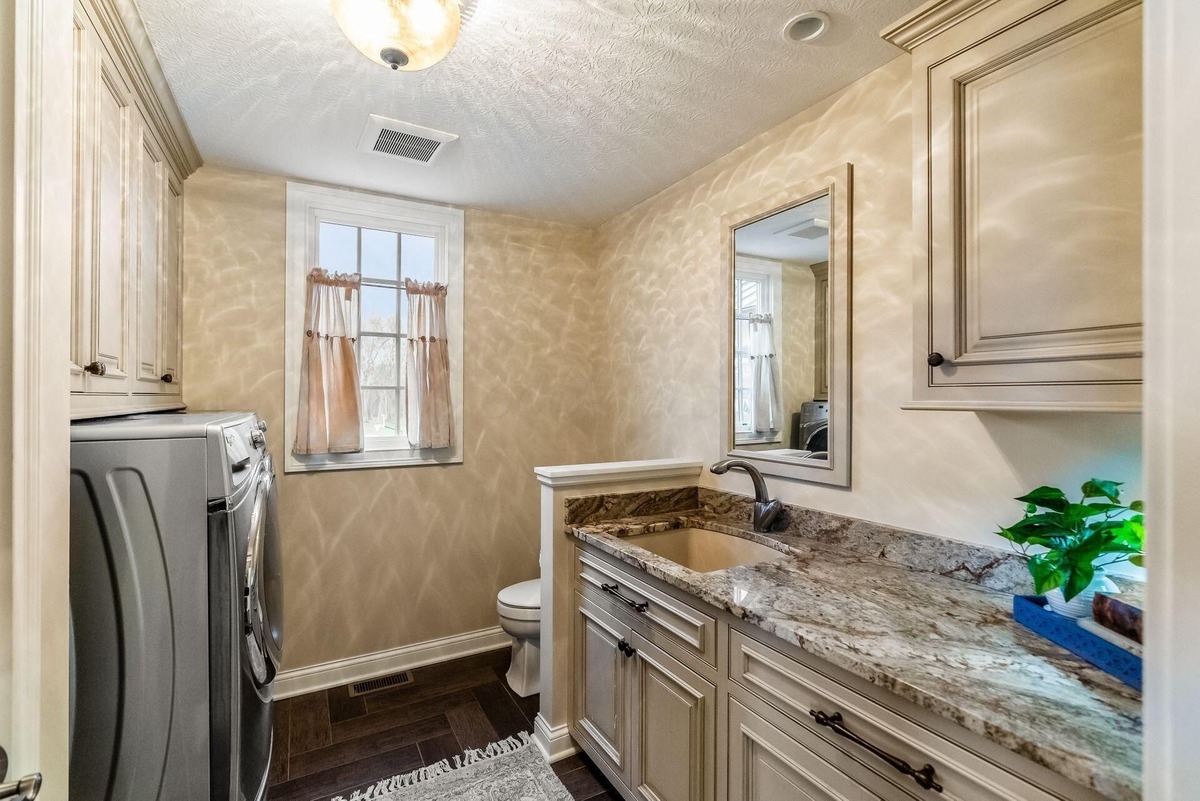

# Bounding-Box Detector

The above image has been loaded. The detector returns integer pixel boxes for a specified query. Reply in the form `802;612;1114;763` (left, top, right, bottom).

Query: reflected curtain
405;279;453;449
293;268;363;455
750;314;782;435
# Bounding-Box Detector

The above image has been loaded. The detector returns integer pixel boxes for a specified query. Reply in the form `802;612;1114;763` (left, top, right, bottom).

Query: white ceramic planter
1044;569;1119;618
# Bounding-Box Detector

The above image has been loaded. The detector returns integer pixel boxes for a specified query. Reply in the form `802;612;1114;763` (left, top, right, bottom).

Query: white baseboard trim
274;626;511;699
533;713;578;763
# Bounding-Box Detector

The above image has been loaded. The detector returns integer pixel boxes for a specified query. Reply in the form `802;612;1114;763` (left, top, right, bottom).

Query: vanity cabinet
70;0;199;419
570;543;1114;801
573;592;716;801
884;0;1143;411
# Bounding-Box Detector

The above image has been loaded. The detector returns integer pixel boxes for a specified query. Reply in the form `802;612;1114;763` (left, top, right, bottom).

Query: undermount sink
625;527;787;573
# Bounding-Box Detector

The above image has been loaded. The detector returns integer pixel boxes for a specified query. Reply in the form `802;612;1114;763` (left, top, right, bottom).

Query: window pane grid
315;220;443;449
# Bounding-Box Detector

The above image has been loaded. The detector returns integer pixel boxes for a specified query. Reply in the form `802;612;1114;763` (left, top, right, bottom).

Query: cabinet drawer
577;547;717;666
729;692;920;801
728;628;1087;801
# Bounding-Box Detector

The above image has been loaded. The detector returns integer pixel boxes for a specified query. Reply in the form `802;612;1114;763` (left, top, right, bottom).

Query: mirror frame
721;162;853;486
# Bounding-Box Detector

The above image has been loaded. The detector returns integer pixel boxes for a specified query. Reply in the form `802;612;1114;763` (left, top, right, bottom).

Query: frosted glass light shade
330;0;461;72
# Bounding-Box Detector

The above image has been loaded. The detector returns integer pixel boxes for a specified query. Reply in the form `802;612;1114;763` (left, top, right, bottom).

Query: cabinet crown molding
88;0;202;178
881;0;1007;50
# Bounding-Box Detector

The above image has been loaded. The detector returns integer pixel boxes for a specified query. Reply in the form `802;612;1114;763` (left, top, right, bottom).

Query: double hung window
284;182;464;473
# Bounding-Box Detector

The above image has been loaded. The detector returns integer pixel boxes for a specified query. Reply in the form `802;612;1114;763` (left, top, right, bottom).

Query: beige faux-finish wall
595;54;1143;553
182;166;606;670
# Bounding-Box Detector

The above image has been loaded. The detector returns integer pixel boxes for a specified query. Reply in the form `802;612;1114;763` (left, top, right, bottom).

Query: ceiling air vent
357;114;458;164
776;218;830;240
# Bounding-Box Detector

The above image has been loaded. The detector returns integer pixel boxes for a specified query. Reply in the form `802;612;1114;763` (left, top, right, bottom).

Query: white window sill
284;446;462;474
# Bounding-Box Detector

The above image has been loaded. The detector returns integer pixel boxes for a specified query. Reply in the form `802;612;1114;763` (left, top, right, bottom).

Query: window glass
362;228;399;281
361;285;398;334
401;234;436;284
359;335;398;386
318;223;357;273
361;388;401;438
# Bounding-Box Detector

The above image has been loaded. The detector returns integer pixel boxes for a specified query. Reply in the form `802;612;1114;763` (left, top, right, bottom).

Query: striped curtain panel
404;279;453;449
293;268;364;455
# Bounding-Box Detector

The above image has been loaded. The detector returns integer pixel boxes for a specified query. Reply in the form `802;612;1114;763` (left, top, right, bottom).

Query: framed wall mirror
722;163;852;486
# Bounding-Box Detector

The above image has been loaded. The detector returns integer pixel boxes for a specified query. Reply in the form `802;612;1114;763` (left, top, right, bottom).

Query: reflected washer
69;411;284;801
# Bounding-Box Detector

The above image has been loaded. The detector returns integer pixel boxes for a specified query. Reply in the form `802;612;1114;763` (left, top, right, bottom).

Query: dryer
69;411;283;801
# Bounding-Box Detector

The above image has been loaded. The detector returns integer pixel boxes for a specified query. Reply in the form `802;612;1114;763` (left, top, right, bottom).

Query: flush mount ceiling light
330;0;462;71
782;11;830;43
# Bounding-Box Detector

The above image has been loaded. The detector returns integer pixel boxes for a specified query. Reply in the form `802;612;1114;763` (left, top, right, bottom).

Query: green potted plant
997;479;1144;617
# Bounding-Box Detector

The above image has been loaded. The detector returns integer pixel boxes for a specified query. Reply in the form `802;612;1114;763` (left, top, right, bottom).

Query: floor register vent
348;670;415;697
357;114;458;164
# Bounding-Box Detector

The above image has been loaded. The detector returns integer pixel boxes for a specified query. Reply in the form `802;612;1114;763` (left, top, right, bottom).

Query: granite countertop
570;512;1142;801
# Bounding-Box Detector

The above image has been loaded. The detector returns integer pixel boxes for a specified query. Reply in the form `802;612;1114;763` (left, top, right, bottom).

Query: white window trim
283;181;465;473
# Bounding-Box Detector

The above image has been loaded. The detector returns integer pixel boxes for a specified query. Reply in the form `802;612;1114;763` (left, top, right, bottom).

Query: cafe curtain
293;268;363;455
750;314;783;435
405;279;453;449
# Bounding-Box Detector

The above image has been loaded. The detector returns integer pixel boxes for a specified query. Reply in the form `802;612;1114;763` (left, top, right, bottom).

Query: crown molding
881;0;1006;51
86;0;202;178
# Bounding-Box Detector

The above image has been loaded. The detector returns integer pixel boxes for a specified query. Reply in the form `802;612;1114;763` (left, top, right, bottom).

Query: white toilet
497;578;541;697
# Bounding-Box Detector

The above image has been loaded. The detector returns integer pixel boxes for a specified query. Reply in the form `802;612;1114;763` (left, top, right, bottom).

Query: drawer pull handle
600;583;649;614
809;710;942;793
616;638;636;658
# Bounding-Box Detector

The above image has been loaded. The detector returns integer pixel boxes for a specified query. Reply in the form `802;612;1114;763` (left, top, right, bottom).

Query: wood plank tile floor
268;647;621;801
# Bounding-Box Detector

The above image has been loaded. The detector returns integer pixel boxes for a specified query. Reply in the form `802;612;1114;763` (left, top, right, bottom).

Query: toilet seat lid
498;579;540;609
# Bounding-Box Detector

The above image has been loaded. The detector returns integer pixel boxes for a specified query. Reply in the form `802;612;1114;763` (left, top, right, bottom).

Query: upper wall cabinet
884;0;1143;411
70;0;200;419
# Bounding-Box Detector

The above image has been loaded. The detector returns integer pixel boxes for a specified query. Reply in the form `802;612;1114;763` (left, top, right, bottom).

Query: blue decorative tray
1012;595;1142;692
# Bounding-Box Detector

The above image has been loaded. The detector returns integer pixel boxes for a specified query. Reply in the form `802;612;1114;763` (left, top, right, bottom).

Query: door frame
1;0;1198;798
4;0;73;796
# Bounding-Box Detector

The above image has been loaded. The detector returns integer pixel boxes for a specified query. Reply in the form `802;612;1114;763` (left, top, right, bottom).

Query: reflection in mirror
722;163;850;487
732;194;830;460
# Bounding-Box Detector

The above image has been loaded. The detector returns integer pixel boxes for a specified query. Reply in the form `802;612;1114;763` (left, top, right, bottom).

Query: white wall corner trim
532;713;578;763
534;458;703;487
1143;0;1200;798
273;626;509;699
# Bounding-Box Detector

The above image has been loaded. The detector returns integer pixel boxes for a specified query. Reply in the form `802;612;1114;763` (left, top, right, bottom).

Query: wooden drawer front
729;693;916;801
577;547;717;666
729;628;1070;801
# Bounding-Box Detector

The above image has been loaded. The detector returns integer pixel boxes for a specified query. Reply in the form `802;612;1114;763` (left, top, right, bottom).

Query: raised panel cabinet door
74;9;135;395
908;0;1143;409
158;180;183;391
133;114;165;389
628;634;715;801
574;595;631;779
727;698;884;801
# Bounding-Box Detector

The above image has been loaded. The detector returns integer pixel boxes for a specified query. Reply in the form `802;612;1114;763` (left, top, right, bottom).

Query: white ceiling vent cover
357;114;458;164
776;218;830;240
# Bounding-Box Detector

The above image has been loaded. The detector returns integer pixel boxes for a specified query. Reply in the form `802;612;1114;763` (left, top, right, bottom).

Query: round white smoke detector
782;11;830;43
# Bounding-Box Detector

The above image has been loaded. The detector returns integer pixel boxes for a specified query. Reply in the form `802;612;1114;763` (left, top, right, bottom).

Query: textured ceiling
135;0;918;226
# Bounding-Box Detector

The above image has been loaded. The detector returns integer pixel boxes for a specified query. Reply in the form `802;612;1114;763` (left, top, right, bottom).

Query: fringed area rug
326;732;571;801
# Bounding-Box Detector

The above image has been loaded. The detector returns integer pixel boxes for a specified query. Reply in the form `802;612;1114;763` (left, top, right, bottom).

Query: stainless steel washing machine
70;411;283;801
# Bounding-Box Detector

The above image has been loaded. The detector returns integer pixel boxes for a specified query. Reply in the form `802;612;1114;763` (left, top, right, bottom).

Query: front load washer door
244;456;284;690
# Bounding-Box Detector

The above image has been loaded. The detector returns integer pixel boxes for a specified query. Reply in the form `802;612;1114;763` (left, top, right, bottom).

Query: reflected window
732;258;785;445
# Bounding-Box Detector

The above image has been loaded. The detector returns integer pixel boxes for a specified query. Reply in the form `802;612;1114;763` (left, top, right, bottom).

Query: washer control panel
223;428;252;469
